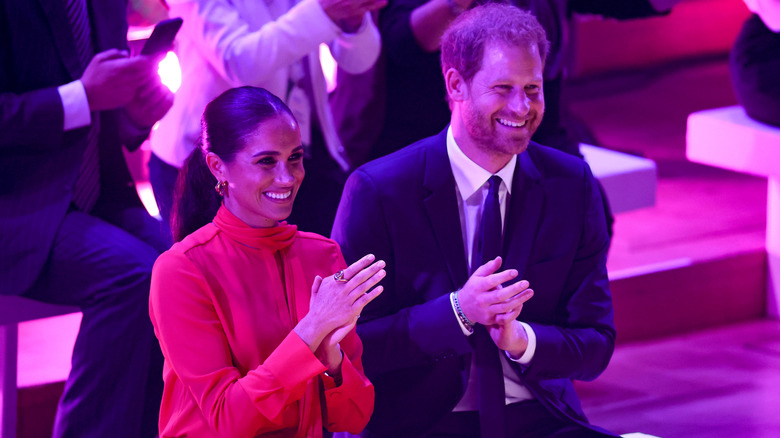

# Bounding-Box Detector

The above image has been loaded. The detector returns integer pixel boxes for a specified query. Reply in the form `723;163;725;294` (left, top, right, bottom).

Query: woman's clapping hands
294;254;385;374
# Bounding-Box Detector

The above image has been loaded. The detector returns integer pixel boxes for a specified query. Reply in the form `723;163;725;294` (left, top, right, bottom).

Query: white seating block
686;106;780;178
581;143;657;214
0;296;78;438
686;105;780;318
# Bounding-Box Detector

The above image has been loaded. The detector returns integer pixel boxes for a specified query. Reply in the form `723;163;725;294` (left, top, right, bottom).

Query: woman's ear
205;152;225;182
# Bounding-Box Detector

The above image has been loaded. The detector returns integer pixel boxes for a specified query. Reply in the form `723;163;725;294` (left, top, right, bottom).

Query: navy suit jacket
332;129;617;437
0;0;148;295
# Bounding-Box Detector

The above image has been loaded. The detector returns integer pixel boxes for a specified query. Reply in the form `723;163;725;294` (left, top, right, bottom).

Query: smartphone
141;17;183;56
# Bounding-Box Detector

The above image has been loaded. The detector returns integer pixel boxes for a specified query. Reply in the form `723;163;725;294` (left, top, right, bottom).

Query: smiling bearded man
333;4;618;438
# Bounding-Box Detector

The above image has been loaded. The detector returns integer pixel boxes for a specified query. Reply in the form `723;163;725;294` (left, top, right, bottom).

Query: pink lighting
136;181;161;219
158;51;181;93
320;43;337;93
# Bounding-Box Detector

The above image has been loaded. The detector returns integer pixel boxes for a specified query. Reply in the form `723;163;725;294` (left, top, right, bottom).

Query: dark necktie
474;175;506;438
68;0;100;212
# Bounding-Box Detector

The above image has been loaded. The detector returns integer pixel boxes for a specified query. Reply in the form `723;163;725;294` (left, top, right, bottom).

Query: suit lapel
422;131;469;290
37;0;84;79
503;148;545;278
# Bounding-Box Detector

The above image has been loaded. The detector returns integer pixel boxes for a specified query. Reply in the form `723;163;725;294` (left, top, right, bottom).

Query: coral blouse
150;206;374;437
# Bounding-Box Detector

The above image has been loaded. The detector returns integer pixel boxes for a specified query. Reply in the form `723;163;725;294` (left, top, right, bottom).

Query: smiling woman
206;111;304;229
171;86;298;241
150;86;385;437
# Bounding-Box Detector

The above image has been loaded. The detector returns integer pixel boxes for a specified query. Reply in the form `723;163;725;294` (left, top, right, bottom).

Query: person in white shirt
149;0;383;236
0;0;173;435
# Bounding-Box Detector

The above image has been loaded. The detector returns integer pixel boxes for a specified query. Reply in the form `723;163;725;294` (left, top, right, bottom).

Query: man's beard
462;103;539;158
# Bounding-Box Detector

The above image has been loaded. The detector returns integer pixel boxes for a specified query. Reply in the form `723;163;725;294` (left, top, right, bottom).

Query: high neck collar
213;205;297;251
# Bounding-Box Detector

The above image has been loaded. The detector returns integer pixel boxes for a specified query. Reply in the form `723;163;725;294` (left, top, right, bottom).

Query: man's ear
205;152;226;182
444;68;468;103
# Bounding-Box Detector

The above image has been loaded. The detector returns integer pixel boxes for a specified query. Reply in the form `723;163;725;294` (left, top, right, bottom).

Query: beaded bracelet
451;290;474;331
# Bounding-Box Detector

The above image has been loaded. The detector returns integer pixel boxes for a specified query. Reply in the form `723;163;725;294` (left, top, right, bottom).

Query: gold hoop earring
215;180;228;197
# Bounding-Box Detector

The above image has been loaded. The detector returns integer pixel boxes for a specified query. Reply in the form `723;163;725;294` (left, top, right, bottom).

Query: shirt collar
446;126;517;201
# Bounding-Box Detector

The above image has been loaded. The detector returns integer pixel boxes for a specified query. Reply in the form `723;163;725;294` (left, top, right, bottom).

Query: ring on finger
334;270;349;282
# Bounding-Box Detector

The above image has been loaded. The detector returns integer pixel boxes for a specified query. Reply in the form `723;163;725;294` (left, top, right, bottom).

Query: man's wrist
505;322;536;364
451;290;474;334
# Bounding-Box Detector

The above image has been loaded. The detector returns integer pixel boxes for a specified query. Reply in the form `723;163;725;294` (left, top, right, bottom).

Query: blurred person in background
148;0;383;237
731;0;780;127
0;0;173;436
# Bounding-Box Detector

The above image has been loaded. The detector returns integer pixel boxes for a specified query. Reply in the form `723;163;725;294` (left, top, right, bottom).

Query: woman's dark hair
171;86;294;242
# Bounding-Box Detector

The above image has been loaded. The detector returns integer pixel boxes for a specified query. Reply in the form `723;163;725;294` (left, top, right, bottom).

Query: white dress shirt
58;80;91;131
446;126;537;409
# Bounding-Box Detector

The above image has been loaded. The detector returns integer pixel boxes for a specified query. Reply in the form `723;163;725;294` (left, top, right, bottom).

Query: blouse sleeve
321;327;375;433
150;250;327;437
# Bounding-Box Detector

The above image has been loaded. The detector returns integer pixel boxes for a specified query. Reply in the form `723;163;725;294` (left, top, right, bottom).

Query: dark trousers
23;200;169;438
426;401;610;438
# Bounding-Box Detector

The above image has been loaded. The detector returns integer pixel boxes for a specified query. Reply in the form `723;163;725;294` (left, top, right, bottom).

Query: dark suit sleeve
0;1;147;154
524;165;616;382
0;1;66;153
0;87;66;152
332;169;472;376
0;87;149;153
